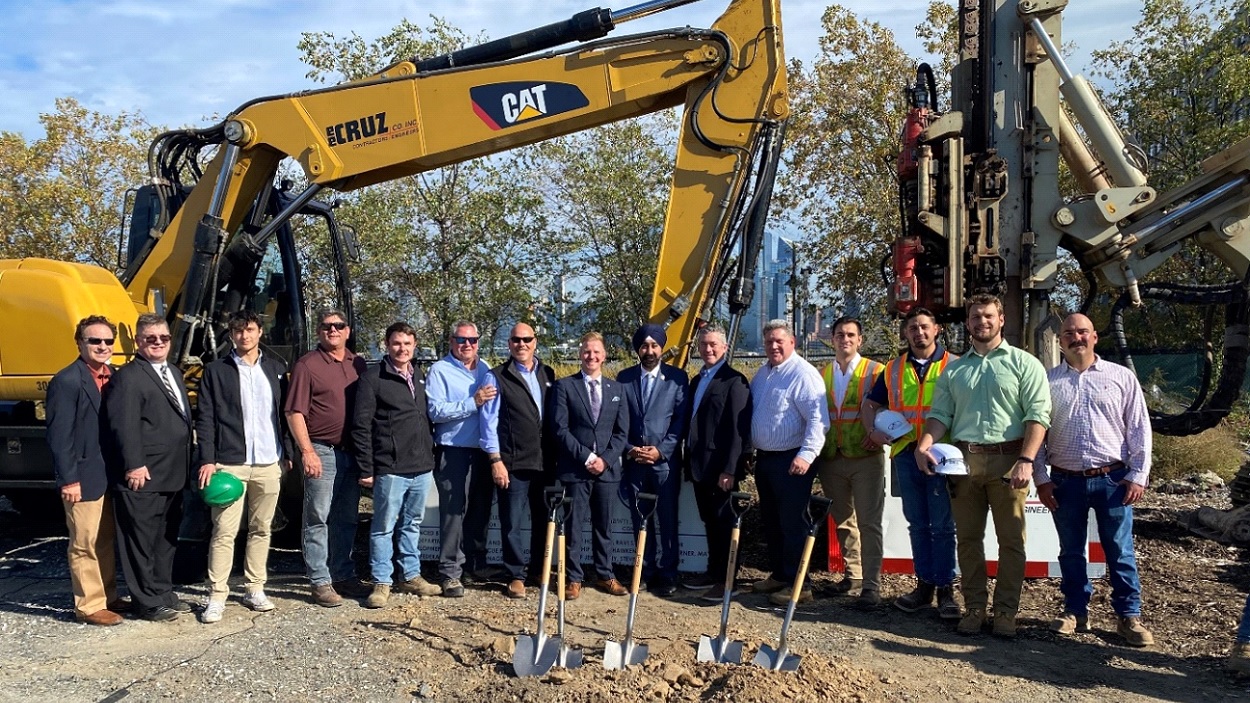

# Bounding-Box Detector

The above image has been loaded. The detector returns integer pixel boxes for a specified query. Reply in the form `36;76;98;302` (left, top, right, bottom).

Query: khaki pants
208;462;282;599
63;494;120;616
817;452;887;591
948;453;1027;615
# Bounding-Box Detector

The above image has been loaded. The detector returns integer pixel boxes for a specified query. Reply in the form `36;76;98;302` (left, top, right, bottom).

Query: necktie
589;378;601;422
160;365;185;415
642;373;654;409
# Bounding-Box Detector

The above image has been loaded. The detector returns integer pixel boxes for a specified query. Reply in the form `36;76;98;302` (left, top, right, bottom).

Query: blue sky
0;0;1142;138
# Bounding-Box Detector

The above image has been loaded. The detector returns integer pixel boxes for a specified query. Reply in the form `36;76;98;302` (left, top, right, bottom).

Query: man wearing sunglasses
285;309;370;607
105;313;194;622
426;320;499;597
479;322;557;599
47;315;131;625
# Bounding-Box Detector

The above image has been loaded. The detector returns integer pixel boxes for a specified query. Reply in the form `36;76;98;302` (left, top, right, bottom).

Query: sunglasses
84;337;115;346
142;334;172;344
453;336;480;345
319;322;348;332
509;336;535;344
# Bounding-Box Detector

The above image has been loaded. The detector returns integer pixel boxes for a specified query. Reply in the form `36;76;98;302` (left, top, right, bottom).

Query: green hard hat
202;471;244;507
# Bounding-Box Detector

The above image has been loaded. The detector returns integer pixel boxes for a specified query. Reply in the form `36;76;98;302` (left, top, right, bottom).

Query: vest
495;359;553;474
821;356;883;459
884;349;954;456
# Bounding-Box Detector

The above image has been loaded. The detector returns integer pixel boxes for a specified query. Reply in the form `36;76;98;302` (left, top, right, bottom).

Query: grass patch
1152;424;1244;483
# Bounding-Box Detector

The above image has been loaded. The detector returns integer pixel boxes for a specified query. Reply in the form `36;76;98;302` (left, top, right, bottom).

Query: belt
756;448;799;457
311;439;347;451
1051;461;1125;477
954;439;1023;455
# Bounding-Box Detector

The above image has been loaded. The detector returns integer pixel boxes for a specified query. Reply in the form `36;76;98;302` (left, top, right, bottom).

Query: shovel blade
697;634;744;664
557;646;583;670
513;634;561;677
752;643;800;672
603;639;649;670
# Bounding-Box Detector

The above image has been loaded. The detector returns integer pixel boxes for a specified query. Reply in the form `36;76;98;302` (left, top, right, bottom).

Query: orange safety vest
883;349;955;456
820;356;884;459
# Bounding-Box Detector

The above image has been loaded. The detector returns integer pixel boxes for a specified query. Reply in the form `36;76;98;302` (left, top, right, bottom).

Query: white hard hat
929;443;968;476
873;409;911;442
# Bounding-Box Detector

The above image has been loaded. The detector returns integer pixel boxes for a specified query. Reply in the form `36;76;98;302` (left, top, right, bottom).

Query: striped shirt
1036;356;1151;487
750;352;829;463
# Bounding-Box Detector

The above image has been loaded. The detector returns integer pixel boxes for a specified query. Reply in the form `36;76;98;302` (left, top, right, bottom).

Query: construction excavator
0;0;787;490
887;0;1250;531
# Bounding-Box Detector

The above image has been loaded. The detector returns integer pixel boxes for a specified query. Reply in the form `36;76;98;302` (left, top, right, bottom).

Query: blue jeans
302;444;360;587
1050;466;1142;617
894;450;956;587
369;472;434;584
1238;593;1250;644
622;462;681;583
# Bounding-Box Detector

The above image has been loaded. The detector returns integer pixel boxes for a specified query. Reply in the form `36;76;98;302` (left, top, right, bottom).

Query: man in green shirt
915;294;1050;638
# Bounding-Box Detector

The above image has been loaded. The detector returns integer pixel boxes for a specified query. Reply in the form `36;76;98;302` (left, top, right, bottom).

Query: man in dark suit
549;331;629;598
684;324;752;602
617;324;688;597
106;313;193;622
47;315;130;626
480;322;557;599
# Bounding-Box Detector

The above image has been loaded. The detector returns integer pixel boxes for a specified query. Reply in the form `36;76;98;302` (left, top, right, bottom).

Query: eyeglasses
453;336;480;345
142;334;172;344
84;337;115;346
509;336;535;344
319;322;348;332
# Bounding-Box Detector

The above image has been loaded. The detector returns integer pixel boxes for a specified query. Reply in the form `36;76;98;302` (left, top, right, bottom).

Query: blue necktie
642;373;654;410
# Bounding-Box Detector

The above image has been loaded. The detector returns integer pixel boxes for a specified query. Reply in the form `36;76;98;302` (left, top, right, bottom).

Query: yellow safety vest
883;349;955;456
821;357;883;459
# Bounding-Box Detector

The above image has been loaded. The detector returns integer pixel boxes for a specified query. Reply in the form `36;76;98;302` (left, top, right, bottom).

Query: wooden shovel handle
539;520;556;588
630;528;647;594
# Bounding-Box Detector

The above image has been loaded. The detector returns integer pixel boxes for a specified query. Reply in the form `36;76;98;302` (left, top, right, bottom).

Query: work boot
1117;616;1154;647
992;612;1018;639
750;576;788;594
396;575;441;597
830;577;862;596
936;587;961;620
894;581;935;613
856;589;881;609
311;584;343;608
365;584;390;609
957;608;987;635
441;578;465;598
1049;611;1089;635
1229;642;1250;676
769;585;813;606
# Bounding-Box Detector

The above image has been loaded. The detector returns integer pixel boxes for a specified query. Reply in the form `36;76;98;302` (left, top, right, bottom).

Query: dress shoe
701;583;740;603
170;600;193;614
333;579;372;598
682;572;719;591
77;609;123;626
106;596;133;613
596;578;629;596
505;579;527;599
141;605;180;622
648;578;677;597
566;582;582;600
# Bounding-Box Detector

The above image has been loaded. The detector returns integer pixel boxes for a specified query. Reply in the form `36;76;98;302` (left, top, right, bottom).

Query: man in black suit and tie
47;315;130;626
683;324;752;602
617;324;688;597
549;331;629;598
107;313;193;622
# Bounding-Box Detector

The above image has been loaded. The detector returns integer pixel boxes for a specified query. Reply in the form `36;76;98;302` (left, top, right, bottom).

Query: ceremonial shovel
753;495;833;672
603;491;658;670
697;491;752;664
512;487;567;676
554;495;582;669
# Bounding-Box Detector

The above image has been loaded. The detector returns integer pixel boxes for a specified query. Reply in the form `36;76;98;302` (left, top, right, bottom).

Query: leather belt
311;439;347;452
1051;461;1125;477
954;439;1023;455
756;448;799;457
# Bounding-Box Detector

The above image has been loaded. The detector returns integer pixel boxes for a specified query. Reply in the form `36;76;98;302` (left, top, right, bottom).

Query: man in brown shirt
285;309;370;607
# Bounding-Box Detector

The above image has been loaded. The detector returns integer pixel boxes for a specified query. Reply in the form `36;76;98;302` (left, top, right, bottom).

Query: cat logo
471;81;589;131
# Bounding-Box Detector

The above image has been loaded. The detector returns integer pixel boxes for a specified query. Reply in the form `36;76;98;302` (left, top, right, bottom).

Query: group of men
50;297;1155;648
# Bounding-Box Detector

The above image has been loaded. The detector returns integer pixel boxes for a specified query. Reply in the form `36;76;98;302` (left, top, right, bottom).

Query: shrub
1151;424;1243;484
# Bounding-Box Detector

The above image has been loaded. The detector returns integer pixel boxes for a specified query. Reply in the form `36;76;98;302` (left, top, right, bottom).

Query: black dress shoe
106;596;134;613
649;579;677;597
170;600;193;614
142;606;180;622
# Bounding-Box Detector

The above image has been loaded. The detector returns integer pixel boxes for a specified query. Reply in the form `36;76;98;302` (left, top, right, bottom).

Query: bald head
1059;313;1098;369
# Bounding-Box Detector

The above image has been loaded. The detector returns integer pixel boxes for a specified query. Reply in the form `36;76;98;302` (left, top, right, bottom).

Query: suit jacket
195;353;289;467
105;357;192;493
351;361;436;479
617;362;688;473
548;372;628;482
684;362;752;483
46;358;111;501
492;357;557;475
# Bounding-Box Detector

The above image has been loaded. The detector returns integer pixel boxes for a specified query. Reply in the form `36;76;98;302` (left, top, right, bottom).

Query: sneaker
333;579;372;598
992;612;1018;639
769;585;814;606
200;599;225;624
936;587;961;620
170;600;194;614
441;578;465;598
856;589;881;609
829;577;862;596
957;608;987;635
683;572;720;591
241;590;276;612
396;575;441;597
701;583;738;603
750;577;788;595
365;584;391;609
1229;642;1250;676
1049;611;1089;635
894;581;935;613
1117;616;1154;647
311;584;344;608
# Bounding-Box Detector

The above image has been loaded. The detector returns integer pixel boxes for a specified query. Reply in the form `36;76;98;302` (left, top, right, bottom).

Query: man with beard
916;294;1050;638
1035;313;1154;647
